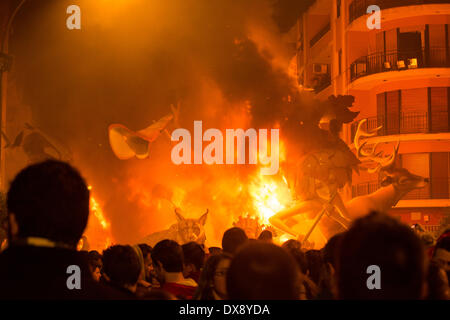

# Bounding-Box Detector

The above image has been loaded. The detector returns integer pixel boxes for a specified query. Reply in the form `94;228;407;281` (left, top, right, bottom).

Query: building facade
296;0;450;233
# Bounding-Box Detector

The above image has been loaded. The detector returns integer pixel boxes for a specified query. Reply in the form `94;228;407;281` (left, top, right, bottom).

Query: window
376;87;450;135
353;152;450;200
430;87;449;132
431;153;449;199
401;88;428;133
428;24;447;66
385;91;400;135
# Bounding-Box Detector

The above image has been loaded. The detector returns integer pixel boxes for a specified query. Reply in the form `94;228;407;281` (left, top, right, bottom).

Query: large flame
90;196;110;230
249;172;292;225
82;186;113;251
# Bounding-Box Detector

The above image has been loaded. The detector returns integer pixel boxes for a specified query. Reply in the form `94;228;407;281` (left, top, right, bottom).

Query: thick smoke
6;0;331;246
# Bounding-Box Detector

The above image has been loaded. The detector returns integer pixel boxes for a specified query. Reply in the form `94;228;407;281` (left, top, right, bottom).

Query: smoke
7;0;327;246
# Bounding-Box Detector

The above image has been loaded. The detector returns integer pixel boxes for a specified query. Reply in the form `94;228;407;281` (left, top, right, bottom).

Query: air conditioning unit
312;63;328;75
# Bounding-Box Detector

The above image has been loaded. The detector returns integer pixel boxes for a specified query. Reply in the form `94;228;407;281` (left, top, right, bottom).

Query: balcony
352;177;450;200
350;111;449;141
350;48;450;83
348;0;450;25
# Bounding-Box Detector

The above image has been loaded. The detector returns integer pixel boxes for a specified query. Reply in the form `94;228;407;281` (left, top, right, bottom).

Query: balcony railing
350;48;450;82
349;0;450;24
350;111;449;141
352;178;450;200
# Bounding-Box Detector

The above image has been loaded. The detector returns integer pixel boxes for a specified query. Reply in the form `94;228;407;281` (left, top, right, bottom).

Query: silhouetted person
182;241;205;283
134;243;154;296
304;249;334;299
282;239;302;251
151;239;197;299
322;232;345;270
426;262;449;300
336;211;427;300
0;160;127;299
87;250;103;282
137;243;153;283
282;240;318;300
258;230;273;242
304;250;323;285
102;245;141;297
194;253;232;300
208;247;222;255
221;227;248;255
226;242;299;300
433;230;450;281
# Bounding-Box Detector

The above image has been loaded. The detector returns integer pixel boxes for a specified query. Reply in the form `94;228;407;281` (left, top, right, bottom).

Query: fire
82;186;113;251
90;195;110;230
249;172;292;225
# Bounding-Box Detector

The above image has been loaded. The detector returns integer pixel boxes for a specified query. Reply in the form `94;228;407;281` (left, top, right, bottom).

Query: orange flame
83;186;113;251
90;196;110;230
249;172;292;225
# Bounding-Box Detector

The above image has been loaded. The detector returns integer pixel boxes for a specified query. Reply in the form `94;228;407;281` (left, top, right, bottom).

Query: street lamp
0;0;26;191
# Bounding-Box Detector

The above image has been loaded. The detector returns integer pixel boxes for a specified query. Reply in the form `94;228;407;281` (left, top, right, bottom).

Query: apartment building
296;0;450;233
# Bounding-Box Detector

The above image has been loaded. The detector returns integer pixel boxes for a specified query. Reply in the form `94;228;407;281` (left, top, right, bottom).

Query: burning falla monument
270;95;428;247
105;93;428;248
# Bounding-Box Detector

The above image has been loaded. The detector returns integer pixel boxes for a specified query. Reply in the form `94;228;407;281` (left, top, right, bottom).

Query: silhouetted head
7;160;89;247
227;242;299;300
151;239;184;275
336;211;426;299
222;227;248;255
208;247;222;255
102;245;141;288
258;230;273;242
194;252;232;300
181;242;205;271
282;239;302;251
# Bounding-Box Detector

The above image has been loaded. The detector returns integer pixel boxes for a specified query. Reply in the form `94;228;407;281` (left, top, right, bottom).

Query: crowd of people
0;160;449;300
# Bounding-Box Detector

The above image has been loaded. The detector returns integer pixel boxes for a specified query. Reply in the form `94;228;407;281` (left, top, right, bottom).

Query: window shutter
430;87;449;132
386;91;400;135
428;25;446;66
401;88;428;133
431;153;449;199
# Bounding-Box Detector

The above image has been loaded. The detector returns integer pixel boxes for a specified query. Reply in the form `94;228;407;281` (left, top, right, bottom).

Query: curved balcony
350;48;450;83
349;0;450;25
350;111;449;141
352;177;450;200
